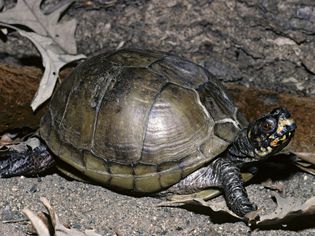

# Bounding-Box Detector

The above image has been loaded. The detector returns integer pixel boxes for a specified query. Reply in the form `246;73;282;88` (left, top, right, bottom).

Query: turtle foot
0;137;55;177
233;200;257;217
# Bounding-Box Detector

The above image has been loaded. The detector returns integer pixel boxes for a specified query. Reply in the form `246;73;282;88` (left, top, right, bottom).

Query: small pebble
11;186;18;192
29;184;38;193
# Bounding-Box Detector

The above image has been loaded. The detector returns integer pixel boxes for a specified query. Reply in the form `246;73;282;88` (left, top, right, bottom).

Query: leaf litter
0;0;77;54
261;179;284;192
159;190;315;229
0;0;86;110
23;197;102;236
291;152;315;176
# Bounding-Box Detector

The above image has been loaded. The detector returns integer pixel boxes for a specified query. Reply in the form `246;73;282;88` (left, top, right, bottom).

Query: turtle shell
40;49;248;193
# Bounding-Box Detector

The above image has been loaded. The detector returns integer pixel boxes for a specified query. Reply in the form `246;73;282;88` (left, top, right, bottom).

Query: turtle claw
241;202;258;215
233;200;258;217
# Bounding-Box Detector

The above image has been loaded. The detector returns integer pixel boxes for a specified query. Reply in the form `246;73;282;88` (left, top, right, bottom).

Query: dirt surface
0;0;315;235
0;163;315;235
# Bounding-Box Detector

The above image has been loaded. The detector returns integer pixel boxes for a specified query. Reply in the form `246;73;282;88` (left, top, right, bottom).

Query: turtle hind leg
0;137;55;177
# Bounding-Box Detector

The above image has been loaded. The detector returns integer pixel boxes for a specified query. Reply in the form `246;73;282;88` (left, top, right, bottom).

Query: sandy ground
0;158;315;236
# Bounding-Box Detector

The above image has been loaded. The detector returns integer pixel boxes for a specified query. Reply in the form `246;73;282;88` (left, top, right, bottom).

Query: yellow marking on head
256;137;263;143
255;146;273;157
269;118;294;147
270;134;289;147
276;118;294;134
270;138;279;147
279;135;287;141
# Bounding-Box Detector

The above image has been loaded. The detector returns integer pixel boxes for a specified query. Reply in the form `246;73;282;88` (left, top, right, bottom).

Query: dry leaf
0;0;87;110
158;196;243;220
254;193;315;227
17;30;86;110
261;179;284;192
295;162;315;176
290;153;315;176
0;0;77;54
0;23;86;110
293;152;315;165
23;208;50;236
22;197;102;236
161;192;315;228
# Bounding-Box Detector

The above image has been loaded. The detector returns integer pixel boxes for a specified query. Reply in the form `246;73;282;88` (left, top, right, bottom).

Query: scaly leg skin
165;156;256;217
212;157;257;216
0;138;55;177
165;165;221;194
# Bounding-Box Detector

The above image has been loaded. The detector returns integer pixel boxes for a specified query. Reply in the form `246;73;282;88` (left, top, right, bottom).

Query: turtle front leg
0;137;55;177
164;155;256;216
212;157;257;216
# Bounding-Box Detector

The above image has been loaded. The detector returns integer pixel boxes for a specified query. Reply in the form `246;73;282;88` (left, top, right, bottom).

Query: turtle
0;49;296;217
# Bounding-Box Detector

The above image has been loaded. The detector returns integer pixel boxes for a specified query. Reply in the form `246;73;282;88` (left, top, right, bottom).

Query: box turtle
0;49;296;216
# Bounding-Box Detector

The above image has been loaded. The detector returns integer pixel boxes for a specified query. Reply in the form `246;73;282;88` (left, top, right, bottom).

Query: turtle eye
261;118;276;133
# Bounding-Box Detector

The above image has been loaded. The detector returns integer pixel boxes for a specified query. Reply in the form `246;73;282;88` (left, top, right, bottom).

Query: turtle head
248;107;296;158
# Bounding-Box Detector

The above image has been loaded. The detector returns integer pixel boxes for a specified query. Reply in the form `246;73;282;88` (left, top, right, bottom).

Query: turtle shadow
244;153;299;185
